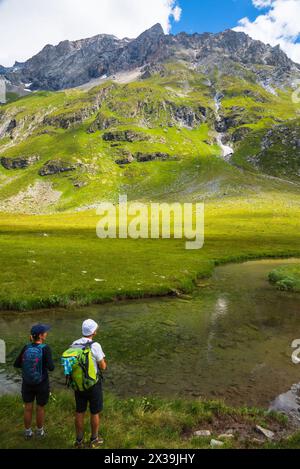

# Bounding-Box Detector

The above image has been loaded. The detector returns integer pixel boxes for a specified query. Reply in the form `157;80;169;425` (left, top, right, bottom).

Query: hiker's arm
13;346;26;369
44;346;55;372
98;358;107;371
94;343;106;371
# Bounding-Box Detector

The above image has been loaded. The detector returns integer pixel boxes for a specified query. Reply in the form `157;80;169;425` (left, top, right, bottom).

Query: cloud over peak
234;0;300;64
0;0;181;67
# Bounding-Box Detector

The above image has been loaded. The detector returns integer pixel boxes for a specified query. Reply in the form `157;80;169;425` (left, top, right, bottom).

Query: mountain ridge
2;24;299;91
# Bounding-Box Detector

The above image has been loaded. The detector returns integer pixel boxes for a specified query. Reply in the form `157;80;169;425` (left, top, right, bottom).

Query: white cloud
0;0;181;67
234;0;300;64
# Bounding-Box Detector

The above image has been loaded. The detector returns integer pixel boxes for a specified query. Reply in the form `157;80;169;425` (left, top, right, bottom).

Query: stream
215;92;234;160
1;258;300;416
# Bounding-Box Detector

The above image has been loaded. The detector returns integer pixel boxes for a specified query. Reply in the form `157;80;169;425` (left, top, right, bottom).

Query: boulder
135;152;170;162
39;159;77;176
1;154;40;170
115;150;134;165
102;130;150;143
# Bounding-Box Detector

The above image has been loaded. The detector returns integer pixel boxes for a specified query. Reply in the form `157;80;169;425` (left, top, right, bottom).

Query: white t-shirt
72;338;105;374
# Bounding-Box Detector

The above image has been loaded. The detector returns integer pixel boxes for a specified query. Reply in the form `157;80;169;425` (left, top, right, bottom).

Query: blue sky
171;0;267;35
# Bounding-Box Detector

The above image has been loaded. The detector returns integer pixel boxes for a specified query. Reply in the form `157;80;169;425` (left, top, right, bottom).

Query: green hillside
0;62;299;213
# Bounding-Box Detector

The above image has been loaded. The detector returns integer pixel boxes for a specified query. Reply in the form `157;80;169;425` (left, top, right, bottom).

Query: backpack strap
72;341;94;350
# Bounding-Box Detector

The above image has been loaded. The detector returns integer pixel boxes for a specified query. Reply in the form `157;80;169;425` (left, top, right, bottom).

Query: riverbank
1;193;300;311
1;391;299;449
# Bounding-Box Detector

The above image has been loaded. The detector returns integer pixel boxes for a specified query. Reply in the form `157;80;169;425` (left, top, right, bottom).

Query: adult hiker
14;323;54;440
61;319;107;448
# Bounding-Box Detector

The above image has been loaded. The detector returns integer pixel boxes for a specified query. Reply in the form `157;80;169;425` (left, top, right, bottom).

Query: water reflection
207;296;229;363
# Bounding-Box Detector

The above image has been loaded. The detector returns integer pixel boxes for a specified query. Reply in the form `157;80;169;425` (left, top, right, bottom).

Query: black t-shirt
14;343;55;382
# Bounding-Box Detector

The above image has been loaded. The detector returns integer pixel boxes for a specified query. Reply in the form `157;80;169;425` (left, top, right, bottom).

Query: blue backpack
22;344;46;385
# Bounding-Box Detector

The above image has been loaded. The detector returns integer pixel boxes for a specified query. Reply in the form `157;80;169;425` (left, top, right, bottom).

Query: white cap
82;319;99;337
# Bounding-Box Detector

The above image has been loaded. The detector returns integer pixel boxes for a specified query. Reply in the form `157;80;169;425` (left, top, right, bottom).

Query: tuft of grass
269;264;300;292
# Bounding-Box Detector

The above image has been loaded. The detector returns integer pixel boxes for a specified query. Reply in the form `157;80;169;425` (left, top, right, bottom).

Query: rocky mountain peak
139;23;165;37
2;24;299;91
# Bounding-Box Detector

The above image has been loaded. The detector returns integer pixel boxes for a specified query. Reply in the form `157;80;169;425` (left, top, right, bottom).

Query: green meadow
1;191;300;311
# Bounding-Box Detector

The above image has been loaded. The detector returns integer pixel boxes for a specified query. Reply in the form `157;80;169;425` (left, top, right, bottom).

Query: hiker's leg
24;403;34;429
89;382;103;440
90;413;100;440
75;412;85;441
36;405;45;429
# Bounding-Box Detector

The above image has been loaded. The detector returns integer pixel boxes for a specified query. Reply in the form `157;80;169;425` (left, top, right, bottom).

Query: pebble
210;439;224;448
194;430;211;437
218;433;234;440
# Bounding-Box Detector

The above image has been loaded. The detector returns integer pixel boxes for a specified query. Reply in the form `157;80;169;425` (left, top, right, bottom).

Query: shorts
22;379;50;407
75;381;103;415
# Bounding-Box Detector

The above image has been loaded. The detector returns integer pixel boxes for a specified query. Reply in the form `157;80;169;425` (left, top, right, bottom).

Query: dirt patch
182;411;292;448
0;181;61;213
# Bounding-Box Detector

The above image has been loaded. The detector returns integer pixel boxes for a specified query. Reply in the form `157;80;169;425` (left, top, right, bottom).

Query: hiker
61;319;107;448
14;324;54;440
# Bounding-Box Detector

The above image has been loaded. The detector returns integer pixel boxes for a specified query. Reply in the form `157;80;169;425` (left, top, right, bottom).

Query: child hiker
14;323;55;440
61;319;107;448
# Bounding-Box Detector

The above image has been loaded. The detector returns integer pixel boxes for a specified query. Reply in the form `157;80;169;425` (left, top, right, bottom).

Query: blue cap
31;323;51;336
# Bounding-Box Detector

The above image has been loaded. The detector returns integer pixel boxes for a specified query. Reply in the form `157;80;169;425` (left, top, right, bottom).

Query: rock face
44;108;96;129
169;103;206;128
103;130;149;143
232;126;252;142
39;159;77;176
1;155;40;170
4;25;299;91
88;112;119;133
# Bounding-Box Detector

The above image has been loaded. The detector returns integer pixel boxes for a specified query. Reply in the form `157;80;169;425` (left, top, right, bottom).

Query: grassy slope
0;391;296;449
0;63;299;212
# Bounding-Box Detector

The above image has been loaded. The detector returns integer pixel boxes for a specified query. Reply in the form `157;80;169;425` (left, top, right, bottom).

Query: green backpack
61;342;98;392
